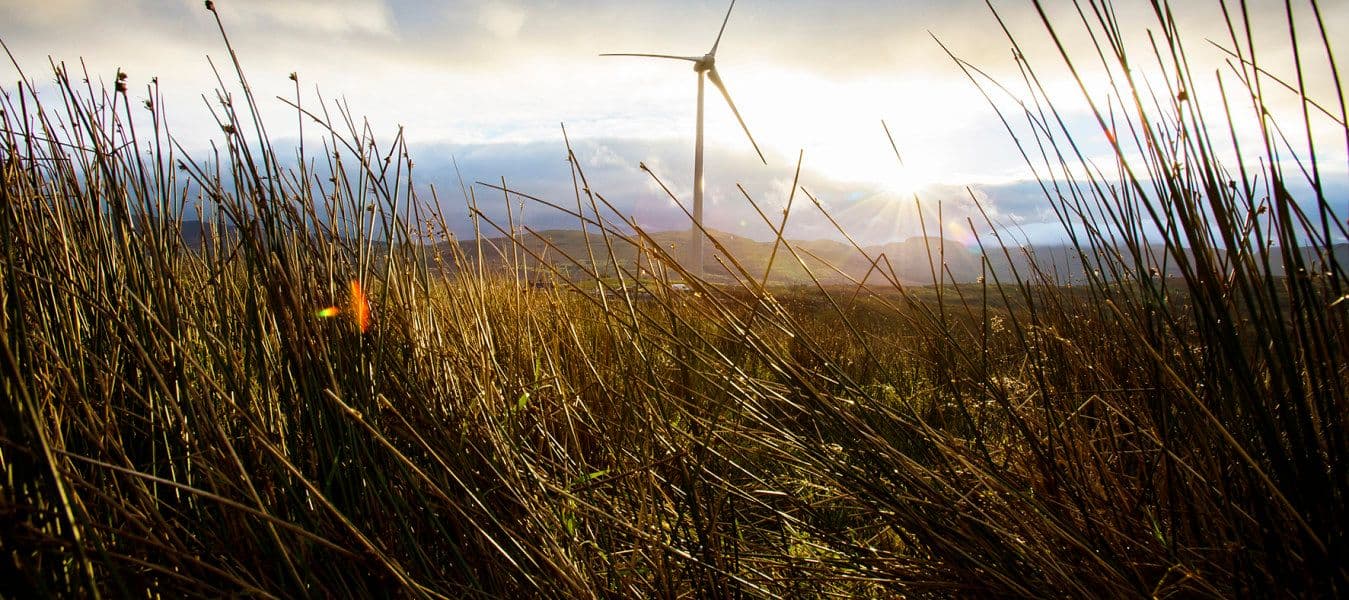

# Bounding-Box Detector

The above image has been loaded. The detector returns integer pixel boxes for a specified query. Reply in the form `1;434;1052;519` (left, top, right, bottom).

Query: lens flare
316;280;371;333
350;280;370;333
945;219;977;246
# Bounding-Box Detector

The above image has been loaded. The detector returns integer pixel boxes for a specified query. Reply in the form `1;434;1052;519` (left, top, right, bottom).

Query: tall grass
2;0;1345;597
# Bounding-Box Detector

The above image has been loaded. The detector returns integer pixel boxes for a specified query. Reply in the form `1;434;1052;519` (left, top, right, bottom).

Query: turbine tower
603;0;766;278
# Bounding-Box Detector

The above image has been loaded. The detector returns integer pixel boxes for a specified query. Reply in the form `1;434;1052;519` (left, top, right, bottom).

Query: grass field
2;1;1346;597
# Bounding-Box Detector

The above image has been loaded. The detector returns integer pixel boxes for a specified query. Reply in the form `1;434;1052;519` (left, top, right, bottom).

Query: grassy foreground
3;1;1347;597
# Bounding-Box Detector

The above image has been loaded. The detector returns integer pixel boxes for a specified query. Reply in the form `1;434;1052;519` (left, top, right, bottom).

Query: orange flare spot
350;280;370;333
317;306;341;318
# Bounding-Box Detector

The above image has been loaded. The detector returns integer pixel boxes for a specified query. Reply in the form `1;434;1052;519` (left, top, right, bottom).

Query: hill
432;228;1349;286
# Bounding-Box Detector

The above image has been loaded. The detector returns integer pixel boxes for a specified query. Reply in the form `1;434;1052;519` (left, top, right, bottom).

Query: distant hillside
131;219;233;248
438;229;1349;286
436;229;882;285
164;221;1347;286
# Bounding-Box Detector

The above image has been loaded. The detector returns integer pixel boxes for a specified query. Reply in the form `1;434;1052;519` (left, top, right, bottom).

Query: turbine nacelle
694;54;715;72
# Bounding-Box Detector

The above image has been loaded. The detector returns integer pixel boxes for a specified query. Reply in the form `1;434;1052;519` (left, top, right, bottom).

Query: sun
772;117;934;201
701;67;961;199
808;147;931;200
879;163;925;198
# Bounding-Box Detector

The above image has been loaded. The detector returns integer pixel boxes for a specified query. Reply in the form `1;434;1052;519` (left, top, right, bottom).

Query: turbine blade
710;0;738;55
600;53;701;62
707;67;766;165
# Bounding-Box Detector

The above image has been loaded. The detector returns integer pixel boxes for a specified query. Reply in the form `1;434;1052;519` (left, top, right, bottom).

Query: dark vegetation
2;1;1346;597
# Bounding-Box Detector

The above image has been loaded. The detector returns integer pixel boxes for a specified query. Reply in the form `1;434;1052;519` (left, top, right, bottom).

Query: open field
3;1;1347;597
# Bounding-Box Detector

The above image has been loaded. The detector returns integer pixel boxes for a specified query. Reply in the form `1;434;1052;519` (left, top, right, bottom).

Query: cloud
399;135;1097;246
399;134;1349;249
3;0;97;26
585;144;627;170
477;1;526;39
225;0;397;36
4;0;1345;250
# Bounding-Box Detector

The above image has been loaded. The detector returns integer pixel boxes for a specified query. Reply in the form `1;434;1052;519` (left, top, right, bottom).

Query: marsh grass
2;0;1346;597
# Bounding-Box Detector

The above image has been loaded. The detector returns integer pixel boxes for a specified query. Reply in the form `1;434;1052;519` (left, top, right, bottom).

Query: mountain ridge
170;220;1349;285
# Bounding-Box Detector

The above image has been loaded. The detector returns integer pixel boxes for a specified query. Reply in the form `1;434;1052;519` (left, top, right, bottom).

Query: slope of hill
165;221;1348;287
446;230;1349;286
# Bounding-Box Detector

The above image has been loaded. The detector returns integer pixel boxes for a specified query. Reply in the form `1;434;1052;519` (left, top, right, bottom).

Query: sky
2;0;1346;246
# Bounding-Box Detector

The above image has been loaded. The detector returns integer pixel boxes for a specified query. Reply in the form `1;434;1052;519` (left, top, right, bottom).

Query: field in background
3;1;1346;597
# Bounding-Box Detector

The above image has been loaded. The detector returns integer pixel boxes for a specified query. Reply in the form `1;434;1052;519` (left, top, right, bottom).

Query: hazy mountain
161;221;1348;286
443;230;1349;286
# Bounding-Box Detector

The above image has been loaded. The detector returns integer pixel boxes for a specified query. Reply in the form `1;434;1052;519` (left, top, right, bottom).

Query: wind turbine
603;0;766;278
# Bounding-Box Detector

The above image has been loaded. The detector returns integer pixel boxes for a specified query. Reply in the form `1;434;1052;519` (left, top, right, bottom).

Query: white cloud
586;144;627;169
2;0;97;26
477;1;526;39
224;0;395;36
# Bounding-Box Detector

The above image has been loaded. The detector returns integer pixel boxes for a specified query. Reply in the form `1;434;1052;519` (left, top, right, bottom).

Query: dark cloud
404;136;1062;245
401;132;1348;249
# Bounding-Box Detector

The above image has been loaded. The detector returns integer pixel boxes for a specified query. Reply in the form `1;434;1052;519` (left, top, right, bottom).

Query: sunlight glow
707;68;979;192
879;163;924;198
